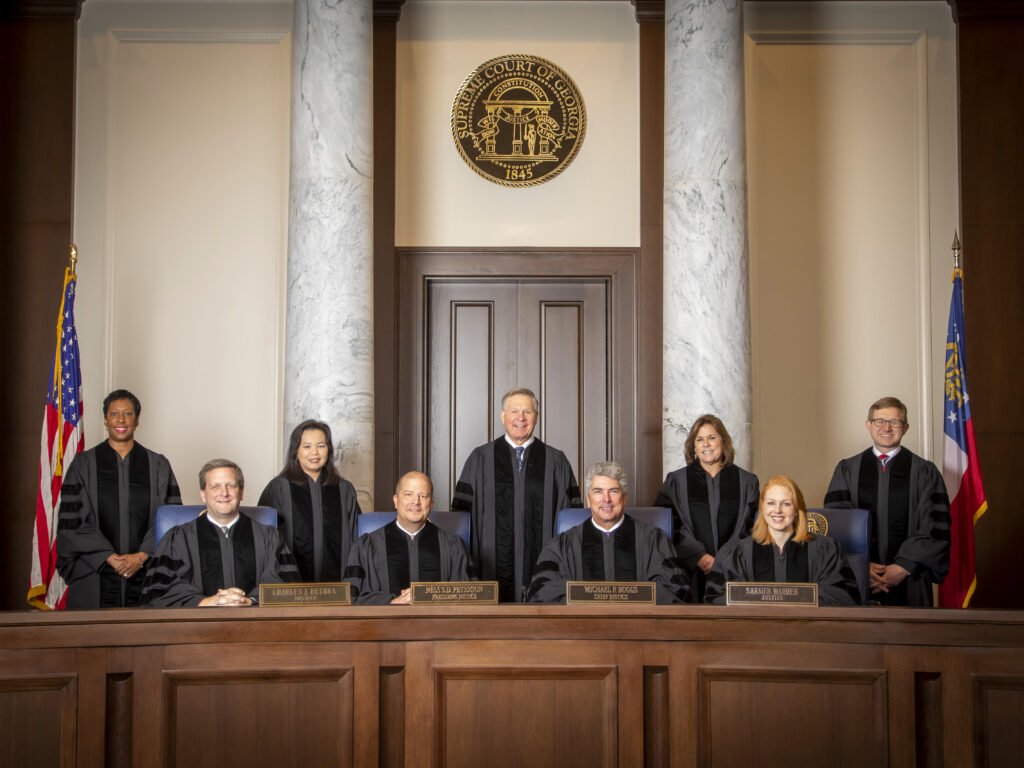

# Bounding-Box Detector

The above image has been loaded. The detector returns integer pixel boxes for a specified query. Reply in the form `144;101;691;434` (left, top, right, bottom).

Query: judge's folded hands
391;588;412;605
198;587;252;607
869;562;909;593
106;552;147;579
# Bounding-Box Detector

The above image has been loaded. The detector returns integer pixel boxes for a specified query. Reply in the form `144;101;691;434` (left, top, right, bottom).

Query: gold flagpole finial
69;243;78;276
951;230;962;275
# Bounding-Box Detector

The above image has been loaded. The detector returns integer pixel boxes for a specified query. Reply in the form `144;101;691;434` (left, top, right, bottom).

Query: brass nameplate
258;582;351;607
725;582;818;607
409;581;499;604
452;53;586;187
566;582;656;605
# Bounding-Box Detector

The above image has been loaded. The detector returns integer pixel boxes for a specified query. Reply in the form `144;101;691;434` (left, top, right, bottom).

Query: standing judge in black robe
705;475;860;606
56;389;181;608
344;471;469;605
824;396;950;606
142;458;299;607
451;387;582;602
527;461;689;605
258;420;360;582
653;414;759;602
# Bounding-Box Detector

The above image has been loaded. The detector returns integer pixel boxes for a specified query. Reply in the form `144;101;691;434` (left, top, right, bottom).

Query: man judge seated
526;461;689;605
142;459;299;607
344;471;469;605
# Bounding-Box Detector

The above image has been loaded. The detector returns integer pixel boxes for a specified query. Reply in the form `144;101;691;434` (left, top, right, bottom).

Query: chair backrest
806;507;871;604
555;507;673;539
356;510;471;550
154;505;278;545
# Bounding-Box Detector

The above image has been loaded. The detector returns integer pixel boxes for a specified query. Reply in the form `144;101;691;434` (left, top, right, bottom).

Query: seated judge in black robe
705;475;860;606
653;414;759;602
56;389;181;608
527;461;689;605
258;419;360;583
344;471;469;605
824;396;950;606
451;387;582;603
142;459;298;607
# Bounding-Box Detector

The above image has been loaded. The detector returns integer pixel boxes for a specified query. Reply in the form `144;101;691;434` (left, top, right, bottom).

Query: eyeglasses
870;418;905;428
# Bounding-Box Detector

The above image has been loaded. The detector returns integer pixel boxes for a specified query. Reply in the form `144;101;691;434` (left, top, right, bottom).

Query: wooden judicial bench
2;605;1024;767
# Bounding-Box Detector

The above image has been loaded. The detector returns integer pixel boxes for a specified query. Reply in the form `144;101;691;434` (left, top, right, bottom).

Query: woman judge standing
704;475;860;606
56;389;181;608
653;414;759;601
258;420;360;583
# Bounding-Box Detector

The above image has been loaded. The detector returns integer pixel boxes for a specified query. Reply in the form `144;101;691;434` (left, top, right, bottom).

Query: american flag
937;266;987;608
27;267;84;609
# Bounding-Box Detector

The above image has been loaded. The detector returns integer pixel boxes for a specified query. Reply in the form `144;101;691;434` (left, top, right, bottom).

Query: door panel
428;280;607;507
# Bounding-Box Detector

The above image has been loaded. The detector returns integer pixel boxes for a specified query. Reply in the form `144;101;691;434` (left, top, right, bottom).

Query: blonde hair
751;475;811;545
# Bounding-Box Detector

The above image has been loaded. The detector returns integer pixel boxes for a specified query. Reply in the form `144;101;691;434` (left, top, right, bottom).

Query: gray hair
501;387;540;413
198;458;244;490
583;461;628;496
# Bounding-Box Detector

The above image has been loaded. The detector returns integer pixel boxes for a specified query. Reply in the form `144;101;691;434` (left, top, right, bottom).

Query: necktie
515;445;525;471
879;453;889;471
220;525;231;539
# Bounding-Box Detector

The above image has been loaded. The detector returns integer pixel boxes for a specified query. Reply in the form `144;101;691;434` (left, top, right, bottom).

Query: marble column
286;0;374;510
663;0;751;472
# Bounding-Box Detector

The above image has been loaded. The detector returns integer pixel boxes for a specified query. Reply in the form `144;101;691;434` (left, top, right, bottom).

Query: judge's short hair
103;389;141;417
394;471;433;498
501;387;539;413
199;458;244;491
281;419;341;485
683;414;736;467
751;475;811;545
583;461;628;497
868;396;908;423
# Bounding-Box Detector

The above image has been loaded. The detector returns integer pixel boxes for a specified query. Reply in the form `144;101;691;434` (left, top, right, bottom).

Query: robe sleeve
823;460;855;508
343;534;395;605
894;459;951;583
525;534;574;604
703;539;752;605
141;525;205;607
740;469;760;536
638;525;690;605
451;448;486;575
552;451;583;511
440;532;471;582
653;471;708;570
56;454;115;583
250;525;301;605
339;479;362;570
138;452;182;556
812;536;861;606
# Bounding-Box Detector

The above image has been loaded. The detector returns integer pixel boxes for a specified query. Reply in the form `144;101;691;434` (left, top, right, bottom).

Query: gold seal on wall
452;54;586;188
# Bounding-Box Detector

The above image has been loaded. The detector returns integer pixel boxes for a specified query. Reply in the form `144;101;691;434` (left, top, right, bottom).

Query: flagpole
952;230;961;275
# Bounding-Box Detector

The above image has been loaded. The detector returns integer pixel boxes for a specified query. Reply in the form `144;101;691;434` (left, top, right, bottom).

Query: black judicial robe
525;514;689;605
141;512;299;607
825;447;950;606
451;438;582;602
703;535;861;606
258;474;360;582
652;462;759;601
342;520;469;605
56;441;181;609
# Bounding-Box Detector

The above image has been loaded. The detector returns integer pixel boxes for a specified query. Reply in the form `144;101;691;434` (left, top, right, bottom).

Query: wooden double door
396;249;639;509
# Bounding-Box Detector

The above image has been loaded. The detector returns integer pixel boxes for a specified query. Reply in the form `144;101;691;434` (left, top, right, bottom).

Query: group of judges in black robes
54;388;950;608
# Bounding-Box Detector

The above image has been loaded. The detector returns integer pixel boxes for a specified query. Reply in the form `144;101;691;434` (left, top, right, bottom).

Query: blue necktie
515;446;525;471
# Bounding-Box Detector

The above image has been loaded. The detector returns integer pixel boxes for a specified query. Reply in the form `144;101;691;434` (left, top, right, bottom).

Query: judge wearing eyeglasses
824;396;950;606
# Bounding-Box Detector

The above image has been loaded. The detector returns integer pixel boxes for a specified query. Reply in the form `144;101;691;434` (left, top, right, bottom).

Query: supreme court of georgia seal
452;54;586;188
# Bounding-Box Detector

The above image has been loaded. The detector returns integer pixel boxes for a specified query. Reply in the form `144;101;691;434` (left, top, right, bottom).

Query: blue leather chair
555;507;673;539
806;507;871;604
154;505;278;545
356;510;471;550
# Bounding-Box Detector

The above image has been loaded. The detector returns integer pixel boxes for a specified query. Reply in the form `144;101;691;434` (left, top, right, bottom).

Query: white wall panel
75;3;292;502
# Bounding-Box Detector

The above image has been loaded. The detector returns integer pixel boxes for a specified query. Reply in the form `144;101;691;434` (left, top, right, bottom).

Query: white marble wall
286;0;374;510
663;0;751;473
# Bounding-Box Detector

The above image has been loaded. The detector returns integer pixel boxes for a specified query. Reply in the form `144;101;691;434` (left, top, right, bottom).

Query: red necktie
879;453;889;470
